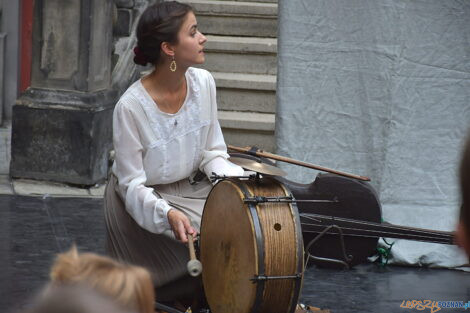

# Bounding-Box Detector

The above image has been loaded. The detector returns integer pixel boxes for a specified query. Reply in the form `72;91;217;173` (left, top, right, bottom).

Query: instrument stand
304;225;353;270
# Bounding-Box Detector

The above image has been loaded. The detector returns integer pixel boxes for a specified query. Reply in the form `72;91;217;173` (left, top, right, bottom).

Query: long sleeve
113;102;172;234
199;73;245;178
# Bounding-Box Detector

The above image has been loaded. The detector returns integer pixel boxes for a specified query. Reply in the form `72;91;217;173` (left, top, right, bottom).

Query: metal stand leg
304;225;353;269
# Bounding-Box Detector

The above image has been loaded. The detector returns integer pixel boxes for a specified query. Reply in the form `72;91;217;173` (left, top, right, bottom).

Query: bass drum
200;177;304;313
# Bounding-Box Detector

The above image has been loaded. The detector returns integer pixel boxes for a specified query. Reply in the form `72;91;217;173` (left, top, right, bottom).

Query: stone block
12;179;90;197
218;110;275;131
31;0;113;92
222;128;275;153
212;72;276;91
0;122;11;174
217;88;276;113
10;88;116;185
186;0;277;16
114;0;135;9
205;35;277;54
184;0;277;37
203;51;277;75
197;15;277;37
114;8;133;37
229;0;277;2
219;110;275;151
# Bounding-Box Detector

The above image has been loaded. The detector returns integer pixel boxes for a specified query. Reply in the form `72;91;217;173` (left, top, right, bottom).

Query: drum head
200;180;258;313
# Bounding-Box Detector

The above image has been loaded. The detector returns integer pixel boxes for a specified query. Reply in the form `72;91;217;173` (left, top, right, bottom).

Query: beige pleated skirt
103;174;213;300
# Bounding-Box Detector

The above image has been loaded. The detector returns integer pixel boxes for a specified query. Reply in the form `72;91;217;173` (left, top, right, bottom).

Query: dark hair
460;133;470;236
134;1;193;66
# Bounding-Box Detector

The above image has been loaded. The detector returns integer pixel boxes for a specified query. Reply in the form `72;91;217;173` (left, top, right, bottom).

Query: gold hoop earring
170;57;177;72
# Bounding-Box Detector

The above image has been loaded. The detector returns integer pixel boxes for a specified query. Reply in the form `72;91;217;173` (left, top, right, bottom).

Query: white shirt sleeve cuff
154;199;173;231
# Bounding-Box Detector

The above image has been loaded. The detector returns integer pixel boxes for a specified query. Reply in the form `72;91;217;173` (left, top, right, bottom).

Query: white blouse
112;67;244;234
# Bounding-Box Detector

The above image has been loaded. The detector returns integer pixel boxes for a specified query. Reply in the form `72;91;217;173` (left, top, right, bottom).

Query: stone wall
8;0;156;183
11;0;115;185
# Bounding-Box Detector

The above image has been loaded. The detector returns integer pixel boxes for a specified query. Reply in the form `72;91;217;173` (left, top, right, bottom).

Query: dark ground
0;195;468;313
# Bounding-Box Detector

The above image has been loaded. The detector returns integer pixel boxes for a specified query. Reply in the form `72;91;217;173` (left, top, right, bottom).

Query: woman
104;0;243;303
49;247;154;313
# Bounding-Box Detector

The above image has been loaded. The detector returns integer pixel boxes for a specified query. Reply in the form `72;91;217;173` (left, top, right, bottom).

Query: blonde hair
50;246;154;313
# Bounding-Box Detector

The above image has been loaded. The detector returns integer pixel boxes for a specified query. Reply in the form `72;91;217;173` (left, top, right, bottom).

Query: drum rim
233;179;267;313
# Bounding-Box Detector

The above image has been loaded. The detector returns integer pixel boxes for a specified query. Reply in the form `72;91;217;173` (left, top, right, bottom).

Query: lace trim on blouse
130;68;211;179
132;68;210;137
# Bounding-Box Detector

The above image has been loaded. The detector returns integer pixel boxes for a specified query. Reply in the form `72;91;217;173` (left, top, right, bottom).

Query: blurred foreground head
49;246;154;313
24;284;134;313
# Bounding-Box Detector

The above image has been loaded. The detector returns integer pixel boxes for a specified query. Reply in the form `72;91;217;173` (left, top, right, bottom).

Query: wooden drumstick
228;144;371;181
187;234;202;277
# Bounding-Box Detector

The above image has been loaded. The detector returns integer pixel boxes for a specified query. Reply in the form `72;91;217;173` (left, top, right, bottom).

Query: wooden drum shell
200;178;304;313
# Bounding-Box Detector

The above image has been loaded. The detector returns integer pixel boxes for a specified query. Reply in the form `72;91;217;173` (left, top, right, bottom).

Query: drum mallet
187;234;202;277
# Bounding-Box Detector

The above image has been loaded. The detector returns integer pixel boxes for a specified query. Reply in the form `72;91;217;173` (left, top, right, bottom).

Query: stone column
0;33;4;124
10;0;116;185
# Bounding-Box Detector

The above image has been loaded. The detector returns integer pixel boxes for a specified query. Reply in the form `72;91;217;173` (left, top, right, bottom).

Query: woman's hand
167;209;197;243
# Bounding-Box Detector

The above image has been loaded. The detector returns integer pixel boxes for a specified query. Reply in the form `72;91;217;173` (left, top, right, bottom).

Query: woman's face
173;11;207;68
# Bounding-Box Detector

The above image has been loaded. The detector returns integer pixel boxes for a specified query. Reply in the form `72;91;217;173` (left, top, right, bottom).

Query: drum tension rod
250;274;302;282
210;173;258;183
244;196;292;204
244;196;338;204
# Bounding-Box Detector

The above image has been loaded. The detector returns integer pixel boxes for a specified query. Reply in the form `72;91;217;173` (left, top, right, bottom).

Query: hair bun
133;46;148;66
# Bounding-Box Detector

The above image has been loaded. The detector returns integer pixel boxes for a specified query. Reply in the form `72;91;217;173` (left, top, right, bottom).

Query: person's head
49;246;154;313
456;134;470;257
23;284;133;313
134;1;207;70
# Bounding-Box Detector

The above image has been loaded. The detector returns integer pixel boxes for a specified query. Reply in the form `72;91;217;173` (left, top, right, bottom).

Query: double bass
228;146;454;268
